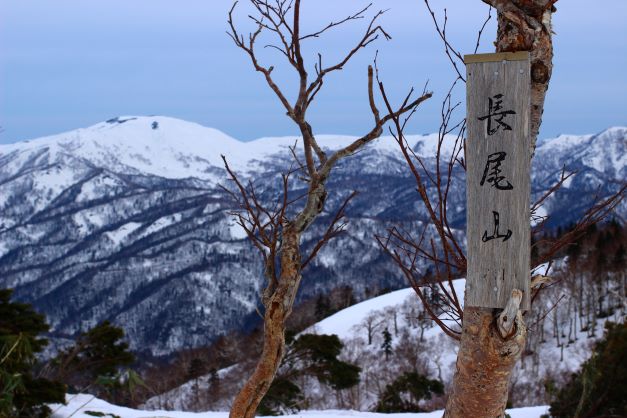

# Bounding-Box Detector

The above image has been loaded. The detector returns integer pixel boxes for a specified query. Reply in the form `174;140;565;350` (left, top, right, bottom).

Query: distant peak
597;126;627;136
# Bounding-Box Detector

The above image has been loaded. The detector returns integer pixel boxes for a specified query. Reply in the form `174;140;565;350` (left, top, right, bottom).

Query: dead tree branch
224;2;431;416
376;75;466;340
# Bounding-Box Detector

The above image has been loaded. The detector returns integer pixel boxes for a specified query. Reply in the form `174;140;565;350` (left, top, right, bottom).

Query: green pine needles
0;288;65;418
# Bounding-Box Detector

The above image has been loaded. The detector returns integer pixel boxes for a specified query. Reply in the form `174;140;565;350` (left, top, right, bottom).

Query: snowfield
2;115;463;184
143;258;621;412
308;288;418;337
0;116;623;356
51;394;549;418
0;118;621;415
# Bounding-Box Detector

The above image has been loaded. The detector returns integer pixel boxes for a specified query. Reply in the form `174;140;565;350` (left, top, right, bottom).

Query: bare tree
223;1;431;416
378;1;625;417
360;312;383;345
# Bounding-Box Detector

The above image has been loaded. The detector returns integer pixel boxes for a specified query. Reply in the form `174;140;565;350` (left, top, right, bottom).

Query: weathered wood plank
465;52;531;311
464;51;529;64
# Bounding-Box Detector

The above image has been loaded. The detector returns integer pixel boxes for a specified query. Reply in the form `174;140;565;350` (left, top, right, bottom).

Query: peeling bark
229;228;302;418
443;3;556;417
444;307;527;418
485;0;556;154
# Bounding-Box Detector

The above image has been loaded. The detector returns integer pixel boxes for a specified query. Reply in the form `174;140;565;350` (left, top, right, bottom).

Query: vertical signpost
465;52;531;311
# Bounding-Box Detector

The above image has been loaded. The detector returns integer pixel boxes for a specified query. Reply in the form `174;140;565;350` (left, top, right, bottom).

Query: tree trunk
490;0;555;154
444;307;526;418
229;228;302;418
443;3;556;417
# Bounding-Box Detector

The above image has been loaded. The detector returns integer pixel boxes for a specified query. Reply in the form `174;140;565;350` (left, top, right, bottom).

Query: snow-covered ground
51;393;549;418
47;266;622;416
144;258;622;412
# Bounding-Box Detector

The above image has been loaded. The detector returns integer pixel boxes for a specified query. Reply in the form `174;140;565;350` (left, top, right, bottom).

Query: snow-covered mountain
0;116;624;355
146;258;623;412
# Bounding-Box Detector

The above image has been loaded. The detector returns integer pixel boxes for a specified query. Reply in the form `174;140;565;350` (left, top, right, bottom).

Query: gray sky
1;0;625;143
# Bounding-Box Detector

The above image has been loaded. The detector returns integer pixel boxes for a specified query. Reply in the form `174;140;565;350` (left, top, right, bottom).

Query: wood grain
465;52;531;311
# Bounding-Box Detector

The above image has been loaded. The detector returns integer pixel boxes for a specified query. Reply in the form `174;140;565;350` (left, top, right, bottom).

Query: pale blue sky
1;1;625;143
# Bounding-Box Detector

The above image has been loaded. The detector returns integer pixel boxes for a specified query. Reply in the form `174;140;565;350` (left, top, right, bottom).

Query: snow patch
105;222;143;246
228;221;247;240
51;393;549;418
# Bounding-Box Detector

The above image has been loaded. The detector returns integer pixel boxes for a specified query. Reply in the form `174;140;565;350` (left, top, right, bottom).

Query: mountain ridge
0;116;624;355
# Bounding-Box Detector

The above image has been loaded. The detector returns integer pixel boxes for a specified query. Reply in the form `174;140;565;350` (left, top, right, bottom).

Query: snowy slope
0;116;358;186
303;262;620;409
311;288;419;337
2;116;452;181
3;115;623;191
51;393;549;418
2;116;242;181
149;254;624;412
0;117;624;356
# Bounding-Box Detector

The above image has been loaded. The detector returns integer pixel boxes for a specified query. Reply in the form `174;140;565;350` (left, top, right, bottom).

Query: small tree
548;322;626;418
50;321;135;400
611;243;625;271
314;294;332;320
285;334;360;391
208;367;220;406
381;328;392;361
0;289;65;418
258;377;303;416
374;371;444;413
224;1;431;416
361;313;382;346
260;333;360;414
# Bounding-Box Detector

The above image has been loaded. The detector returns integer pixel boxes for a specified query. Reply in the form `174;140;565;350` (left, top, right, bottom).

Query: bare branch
226;2;433;415
474;5;493;54
220;154;302;306
227;1;295;116
424;1;466;81
304;9;391;110
299;3;372;41
375;235;462;340
531;166;574;215
319;79;432;181
533;183;626;268
302;191;357;268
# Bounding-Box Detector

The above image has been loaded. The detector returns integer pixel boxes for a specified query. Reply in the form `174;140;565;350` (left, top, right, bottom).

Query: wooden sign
465;52;531;311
